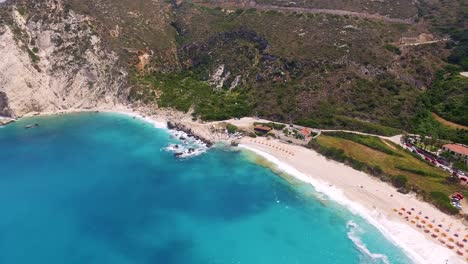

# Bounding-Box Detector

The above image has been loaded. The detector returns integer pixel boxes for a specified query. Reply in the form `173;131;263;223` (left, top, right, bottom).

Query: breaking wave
164;130;209;158
347;221;390;264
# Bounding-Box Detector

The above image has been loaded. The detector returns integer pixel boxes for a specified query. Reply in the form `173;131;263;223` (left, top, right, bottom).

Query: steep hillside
132;2;449;130
0;0;129;117
0;0;465;140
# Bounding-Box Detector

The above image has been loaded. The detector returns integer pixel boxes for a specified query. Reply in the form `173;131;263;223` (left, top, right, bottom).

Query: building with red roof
443;144;468;165
300;128;312;138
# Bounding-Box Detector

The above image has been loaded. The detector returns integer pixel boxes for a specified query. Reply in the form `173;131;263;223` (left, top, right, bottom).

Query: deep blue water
0;113;412;263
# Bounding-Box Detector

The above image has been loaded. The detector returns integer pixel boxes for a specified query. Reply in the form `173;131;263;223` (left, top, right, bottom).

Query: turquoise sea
0;113;412;263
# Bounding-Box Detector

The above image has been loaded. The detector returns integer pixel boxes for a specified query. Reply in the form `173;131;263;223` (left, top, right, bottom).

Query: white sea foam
239;144;463;264
112;111;208;158
164;128;209;158
113;111;167;129
346;221;390;264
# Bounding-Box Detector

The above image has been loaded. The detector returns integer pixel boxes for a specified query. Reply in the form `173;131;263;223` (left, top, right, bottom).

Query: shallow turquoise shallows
0;113;411;264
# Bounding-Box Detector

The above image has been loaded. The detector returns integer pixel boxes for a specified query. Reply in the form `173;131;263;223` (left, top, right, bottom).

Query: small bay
0;113;411;264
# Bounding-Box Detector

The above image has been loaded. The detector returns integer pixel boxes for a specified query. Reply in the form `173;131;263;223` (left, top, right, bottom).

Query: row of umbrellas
394;207;468;259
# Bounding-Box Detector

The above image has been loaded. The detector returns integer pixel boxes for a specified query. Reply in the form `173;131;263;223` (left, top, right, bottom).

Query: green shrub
430;192;459;215
384;44;402;55
253;122;286;130
395;165;443;178
27;49;40;63
392;175;408;188
226;123;238;134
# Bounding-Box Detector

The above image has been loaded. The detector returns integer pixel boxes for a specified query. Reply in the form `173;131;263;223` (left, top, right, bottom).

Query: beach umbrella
439;239;446;244
442;233;447;237
463;239;467;243
415;216;420;220
434;228;440;233
447;244;455;249
421;220;426;224
411;208;415;211
401;208;405;211
425;216;429;219
455;234;460;237
431;234;438;238
438;224;442;227
449;237;455;242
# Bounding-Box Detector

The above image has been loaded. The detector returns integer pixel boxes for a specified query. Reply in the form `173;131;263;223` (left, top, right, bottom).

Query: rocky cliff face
0;0;128;117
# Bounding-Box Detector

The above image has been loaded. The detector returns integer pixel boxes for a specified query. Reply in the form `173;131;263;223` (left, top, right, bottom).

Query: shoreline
238;137;466;264
7;107;468;263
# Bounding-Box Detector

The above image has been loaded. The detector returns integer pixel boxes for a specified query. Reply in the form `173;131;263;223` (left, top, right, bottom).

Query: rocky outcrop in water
167;121;213;147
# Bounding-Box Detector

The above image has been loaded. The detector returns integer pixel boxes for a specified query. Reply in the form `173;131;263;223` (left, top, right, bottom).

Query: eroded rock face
0;91;12;117
0;0;128;117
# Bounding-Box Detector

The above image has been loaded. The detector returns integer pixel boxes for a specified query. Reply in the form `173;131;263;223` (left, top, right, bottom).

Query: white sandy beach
238;137;467;264
11;108;468;263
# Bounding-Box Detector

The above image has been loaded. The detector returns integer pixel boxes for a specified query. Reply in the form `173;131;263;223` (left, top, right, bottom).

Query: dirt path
432;112;468;130
400;38;449;46
320;129;403;145
251;4;413;24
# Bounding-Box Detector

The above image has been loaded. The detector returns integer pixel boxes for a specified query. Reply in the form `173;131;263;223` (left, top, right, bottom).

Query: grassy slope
313;134;467;213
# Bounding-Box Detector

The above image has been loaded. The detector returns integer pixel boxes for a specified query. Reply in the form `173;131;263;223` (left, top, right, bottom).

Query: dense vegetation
309;134;466;214
298;116;402;136
423;69;468;126
409;69;468;144
253;122;286;130
132;73;252;120
126;3;442;134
